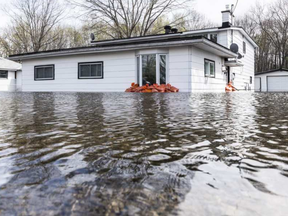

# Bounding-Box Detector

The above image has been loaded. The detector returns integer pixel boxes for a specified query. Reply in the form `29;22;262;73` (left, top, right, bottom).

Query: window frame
204;58;216;78
34;64;55;81
136;54;168;85
0;70;8;79
210;34;218;43
243;41;246;54
78;61;104;79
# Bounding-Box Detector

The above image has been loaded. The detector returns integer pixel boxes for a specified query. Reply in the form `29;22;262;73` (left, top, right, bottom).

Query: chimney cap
164;25;172;34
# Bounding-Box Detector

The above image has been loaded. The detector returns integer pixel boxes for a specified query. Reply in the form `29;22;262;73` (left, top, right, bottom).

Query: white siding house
0;57;22;92
255;69;288;92
9;7;258;93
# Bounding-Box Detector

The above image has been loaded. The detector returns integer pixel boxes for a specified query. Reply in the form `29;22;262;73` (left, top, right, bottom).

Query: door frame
136;53;168;85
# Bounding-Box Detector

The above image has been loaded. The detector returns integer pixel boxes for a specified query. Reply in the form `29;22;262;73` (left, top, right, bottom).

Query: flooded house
9;6;258;92
0;57;22;92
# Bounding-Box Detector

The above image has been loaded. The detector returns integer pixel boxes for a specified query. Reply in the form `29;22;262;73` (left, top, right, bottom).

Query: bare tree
252;0;288;70
1;0;65;54
179;10;216;31
71;0;191;38
235;0;288;72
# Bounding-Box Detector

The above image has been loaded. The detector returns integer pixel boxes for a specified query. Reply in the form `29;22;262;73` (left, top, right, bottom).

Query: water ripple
0;92;288;215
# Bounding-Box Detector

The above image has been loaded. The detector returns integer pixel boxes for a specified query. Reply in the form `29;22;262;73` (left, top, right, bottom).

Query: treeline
0;0;213;57
236;0;288;73
2;0;287;73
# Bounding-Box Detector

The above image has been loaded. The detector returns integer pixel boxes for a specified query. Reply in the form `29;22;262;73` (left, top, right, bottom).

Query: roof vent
171;28;178;34
90;33;95;41
164;25;172;34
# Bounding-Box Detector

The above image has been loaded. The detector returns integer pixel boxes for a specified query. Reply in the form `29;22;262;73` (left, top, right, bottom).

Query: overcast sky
0;0;276;31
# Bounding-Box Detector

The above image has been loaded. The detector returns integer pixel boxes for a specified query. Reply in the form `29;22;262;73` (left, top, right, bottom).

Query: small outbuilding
0;57;22;92
255;69;288;92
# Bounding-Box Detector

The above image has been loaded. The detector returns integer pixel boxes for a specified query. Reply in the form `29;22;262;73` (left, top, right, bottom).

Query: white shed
255;69;288;92
0;57;22;92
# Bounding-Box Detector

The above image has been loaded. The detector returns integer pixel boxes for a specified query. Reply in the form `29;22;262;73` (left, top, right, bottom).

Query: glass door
159;54;167;85
137;54;168;85
142;54;156;85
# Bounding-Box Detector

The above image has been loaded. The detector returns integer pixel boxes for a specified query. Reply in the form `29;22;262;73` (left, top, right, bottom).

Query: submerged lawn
0;92;288;215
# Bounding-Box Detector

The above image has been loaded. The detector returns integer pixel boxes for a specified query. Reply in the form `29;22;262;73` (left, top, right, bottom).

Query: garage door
255;77;261;91
267;76;288;92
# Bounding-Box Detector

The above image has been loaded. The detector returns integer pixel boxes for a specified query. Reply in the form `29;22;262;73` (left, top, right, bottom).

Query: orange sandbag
125;83;179;93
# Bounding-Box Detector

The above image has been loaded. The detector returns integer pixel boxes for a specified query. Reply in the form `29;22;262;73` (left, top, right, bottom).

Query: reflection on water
0;92;288;215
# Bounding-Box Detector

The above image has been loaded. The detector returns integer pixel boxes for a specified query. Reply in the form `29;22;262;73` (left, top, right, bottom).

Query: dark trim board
78;61;104;79
266;75;288;92
204;58;216;78
34;64;55;81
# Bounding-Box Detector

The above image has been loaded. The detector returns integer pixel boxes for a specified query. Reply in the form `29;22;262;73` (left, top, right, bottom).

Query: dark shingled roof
9;35;233;58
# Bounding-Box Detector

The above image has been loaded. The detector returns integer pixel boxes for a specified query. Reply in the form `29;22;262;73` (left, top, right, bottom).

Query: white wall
169;46;191;92
21;51;136;92
255;71;288;92
228;30;255;91
0;71;16;92
190;46;227;92
217;30;229;48
22;47;201;93
16;71;22;91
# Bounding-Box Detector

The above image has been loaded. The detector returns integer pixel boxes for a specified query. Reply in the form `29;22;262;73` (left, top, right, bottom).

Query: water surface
0;92;288;215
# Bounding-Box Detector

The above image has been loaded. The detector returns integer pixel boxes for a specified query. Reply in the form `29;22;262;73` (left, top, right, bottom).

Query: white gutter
10;38;237;61
0;68;22;71
90;27;257;48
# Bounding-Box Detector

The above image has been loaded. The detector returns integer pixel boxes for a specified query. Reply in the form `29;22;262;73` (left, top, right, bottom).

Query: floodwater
0;92;288;216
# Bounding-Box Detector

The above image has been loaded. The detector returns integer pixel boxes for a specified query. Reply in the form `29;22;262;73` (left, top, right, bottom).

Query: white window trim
137;53;168;85
204;59;216;78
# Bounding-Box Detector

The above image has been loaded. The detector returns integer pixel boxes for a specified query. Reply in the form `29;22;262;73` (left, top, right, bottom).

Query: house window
137;54;168;85
78;62;103;79
243;41;246;54
34;65;54;81
204;59;215;78
210;34;218;43
0;71;8;79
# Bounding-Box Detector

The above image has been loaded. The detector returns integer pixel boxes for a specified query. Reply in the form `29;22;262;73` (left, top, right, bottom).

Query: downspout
188;46;192;92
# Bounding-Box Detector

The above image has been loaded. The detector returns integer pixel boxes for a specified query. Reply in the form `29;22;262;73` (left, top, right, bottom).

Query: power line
233;0;239;13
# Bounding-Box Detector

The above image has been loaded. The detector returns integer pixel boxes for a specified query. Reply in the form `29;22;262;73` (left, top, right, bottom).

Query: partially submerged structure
0;57;22;92
255;69;288;92
9;6;258;92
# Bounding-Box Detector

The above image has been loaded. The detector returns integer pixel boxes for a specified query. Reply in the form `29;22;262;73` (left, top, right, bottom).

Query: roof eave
9;38;236;61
